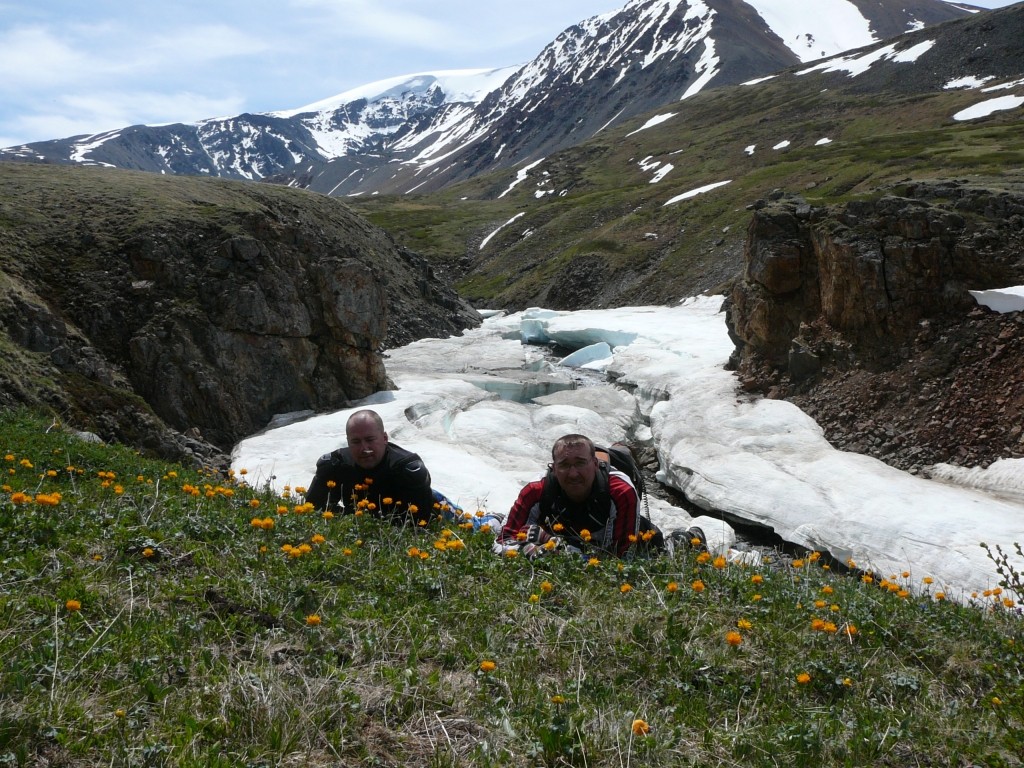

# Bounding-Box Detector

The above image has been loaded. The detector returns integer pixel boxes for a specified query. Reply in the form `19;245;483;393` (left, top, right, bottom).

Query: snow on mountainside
0;0;975;195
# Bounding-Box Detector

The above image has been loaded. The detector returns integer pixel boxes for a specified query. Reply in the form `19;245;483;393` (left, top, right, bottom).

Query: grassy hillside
3;409;1022;766
351;49;1024;309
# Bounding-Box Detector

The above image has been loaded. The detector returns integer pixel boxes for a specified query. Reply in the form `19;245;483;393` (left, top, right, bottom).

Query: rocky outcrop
0;163;480;463
727;181;1024;471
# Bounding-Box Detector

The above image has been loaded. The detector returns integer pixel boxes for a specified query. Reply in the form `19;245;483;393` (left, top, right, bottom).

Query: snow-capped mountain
0;0;976;196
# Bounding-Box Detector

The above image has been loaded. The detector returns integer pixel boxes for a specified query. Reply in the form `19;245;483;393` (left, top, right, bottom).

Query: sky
234;288;1024;604
0;0;1019;150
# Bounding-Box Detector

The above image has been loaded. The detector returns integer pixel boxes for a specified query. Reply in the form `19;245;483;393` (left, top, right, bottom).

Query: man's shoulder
384;443;431;483
316;448;354;471
608;471;638;503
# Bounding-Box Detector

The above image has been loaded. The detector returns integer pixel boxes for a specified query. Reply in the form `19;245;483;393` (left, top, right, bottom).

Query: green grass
2;408;1023;767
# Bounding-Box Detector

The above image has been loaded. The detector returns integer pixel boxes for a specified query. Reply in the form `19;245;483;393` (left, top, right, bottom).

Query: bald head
346;409;388;469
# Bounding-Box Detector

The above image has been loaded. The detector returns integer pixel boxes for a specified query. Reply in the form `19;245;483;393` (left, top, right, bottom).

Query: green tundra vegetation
2;410;1022;767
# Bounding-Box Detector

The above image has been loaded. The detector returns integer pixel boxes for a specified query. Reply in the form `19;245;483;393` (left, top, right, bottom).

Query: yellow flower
305;614;322;626
691;579;705;593
796;672;811;685
843;677;853;687
843;624;858;638
725;631;743;646
820;585;833;595
342;548;353;556
811;618;826;631
540;581;554;593
587;557;601;567
248;499;261;509
631;719;650;736
65;599;81;612
923;576;934;585
311;534;325;544
861;575;874;584
752;594;762;602
992;696;1003;706
479;660;496;673
505;548;519;558
114;708;126;718
550;695;566;705
579;529;592;542
239;468;248;476
814;599;826;609
736;619;752;630
791;559;805;569
751;574;764;585
666;581;678;593
322;511;334;520
620;584;633;594
696;551;711;564
528;594;540;603
712;555;727;569
516;531;528;541
935;592;946;601
553;523;565;532
142;547;155;558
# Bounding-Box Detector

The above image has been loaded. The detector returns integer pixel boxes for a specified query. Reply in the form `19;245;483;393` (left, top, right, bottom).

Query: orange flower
666;581;678;593
691;579;705;593
305;614;322;626
620;584;633;594
65;599;81;612
631;719;650;736
479;660;496;673
796;672;811;685
725;631;743;646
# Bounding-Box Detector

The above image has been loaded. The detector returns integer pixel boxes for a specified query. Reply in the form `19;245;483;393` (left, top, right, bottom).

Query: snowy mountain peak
0;0;978;195
271;66;520;119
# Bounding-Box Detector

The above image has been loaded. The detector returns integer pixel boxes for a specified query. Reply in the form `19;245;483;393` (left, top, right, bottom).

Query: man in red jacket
497;434;639;557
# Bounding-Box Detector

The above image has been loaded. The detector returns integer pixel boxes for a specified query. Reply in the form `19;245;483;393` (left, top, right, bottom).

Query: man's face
552;443;598;503
347;418;388;470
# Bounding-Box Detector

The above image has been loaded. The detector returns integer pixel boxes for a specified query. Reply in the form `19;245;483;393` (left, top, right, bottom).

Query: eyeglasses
551;459;592;472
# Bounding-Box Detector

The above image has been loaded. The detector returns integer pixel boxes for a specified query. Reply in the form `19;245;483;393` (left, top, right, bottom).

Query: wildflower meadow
1;409;1022;767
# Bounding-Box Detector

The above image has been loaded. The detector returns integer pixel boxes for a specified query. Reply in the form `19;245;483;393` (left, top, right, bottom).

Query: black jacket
305;442;433;524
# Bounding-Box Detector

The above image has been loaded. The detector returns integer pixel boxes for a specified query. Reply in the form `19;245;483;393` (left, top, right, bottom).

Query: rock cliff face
727;181;1024;472
0;163;479;463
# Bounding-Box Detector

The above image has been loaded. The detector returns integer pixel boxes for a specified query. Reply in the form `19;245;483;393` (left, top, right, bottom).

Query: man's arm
497;480;544;546
609;475;639;555
306;453;342;511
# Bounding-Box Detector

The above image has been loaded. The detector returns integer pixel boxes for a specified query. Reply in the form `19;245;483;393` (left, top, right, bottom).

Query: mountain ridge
0;0;976;196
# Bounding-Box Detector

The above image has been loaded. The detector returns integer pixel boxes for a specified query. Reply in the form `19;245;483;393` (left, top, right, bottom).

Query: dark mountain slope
0;163;478;461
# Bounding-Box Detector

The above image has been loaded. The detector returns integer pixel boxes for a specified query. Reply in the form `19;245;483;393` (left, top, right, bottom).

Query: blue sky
0;0;1017;148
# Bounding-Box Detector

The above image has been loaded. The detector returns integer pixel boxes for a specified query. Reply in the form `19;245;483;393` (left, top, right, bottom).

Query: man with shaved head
306;409;434;525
